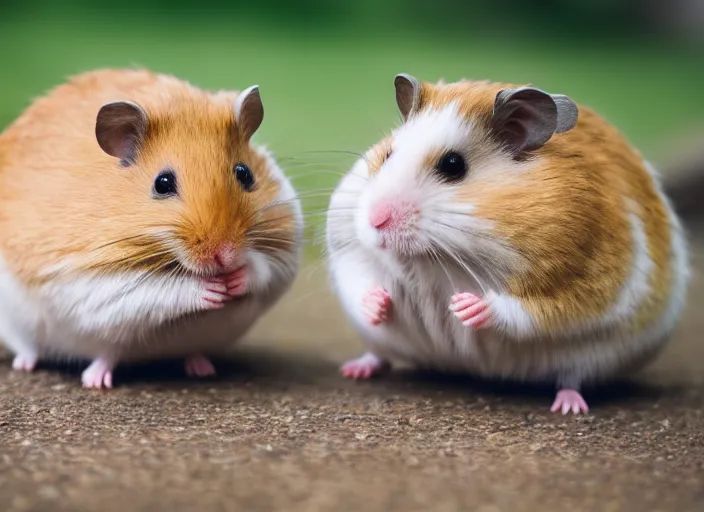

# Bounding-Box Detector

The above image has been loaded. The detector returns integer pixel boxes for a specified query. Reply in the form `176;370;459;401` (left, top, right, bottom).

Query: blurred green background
1;0;703;244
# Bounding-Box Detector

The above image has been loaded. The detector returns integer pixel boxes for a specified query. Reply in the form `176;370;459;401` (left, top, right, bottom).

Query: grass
1;11;703;252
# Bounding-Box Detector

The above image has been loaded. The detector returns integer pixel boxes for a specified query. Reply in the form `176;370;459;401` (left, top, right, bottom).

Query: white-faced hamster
326;73;689;414
0;69;303;388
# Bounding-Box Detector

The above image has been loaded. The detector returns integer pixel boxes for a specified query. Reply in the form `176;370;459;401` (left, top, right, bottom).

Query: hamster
326;73;689;414
0;69;303;388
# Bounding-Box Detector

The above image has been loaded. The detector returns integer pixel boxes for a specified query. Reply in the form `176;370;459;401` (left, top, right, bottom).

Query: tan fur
422;148;451;172
0;69;296;284
410;80;672;335
366;137;393;177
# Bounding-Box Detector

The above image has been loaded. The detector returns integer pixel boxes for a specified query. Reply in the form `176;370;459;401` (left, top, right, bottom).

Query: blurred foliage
0;0;684;38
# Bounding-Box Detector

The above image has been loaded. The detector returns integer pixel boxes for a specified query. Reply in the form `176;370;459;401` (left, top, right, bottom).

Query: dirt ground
1;229;704;512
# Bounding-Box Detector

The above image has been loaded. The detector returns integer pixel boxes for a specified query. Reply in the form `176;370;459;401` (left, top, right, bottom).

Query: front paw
200;277;231;310
223;265;247;298
450;292;492;329
199;266;248;310
363;287;391;326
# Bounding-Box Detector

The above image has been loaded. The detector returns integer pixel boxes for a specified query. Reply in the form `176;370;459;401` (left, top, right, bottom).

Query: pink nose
369;203;392;229
369;201;415;229
213;245;238;270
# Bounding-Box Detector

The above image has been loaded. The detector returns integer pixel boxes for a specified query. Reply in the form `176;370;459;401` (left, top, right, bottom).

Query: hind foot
184;354;216;378
81;357;115;389
550;388;589;415
341;352;389;380
12;353;37;372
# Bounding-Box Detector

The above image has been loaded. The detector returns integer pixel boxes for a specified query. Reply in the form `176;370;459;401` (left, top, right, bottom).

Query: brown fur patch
0;69;296;283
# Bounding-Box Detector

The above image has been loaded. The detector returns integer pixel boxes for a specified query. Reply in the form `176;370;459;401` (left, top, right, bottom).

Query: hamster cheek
354;200;381;250
244;250;274;293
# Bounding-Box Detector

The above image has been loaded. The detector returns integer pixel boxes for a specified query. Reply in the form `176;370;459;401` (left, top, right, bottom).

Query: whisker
424;235;488;295
288;149;367;160
427;244;457;292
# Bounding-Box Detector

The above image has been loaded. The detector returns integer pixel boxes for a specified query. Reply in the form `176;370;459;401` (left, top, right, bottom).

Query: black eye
153;170;178;197
436;152;467;183
234;163;255;191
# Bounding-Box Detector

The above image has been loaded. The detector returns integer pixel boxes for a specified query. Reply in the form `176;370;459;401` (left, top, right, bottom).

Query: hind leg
341;352;390;380
12;352;38;372
331;254;402;380
1;323;39;373
551;388;589;415
339;286;392;379
184;354;217;377
81;357;116;389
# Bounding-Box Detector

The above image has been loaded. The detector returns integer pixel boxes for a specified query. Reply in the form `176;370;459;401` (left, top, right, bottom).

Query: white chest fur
0;253;282;364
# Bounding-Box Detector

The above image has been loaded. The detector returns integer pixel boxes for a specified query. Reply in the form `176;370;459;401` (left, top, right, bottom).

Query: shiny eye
153;170;177;197
234;163;255;191
436;151;467;183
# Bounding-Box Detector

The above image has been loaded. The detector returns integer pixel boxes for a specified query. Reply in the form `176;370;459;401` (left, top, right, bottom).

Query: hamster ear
234;85;264;141
95;101;148;164
491;87;578;153
551;94;579;133
394;73;422;120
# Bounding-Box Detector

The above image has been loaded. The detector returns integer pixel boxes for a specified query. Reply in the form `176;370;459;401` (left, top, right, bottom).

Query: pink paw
200;266;248;310
363;287;391;326
81;358;114;389
341;352;388;380
201;277;231;310
184;354;217;378
550;389;590;415
12;353;37;372
224;266;247;298
449;292;492;329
